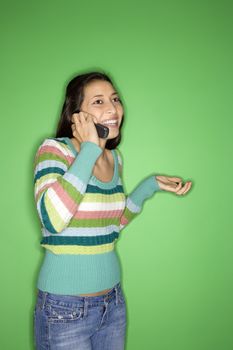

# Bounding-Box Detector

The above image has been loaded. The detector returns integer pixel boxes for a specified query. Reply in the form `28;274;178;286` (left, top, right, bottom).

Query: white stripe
34;160;67;175
63;172;86;194
126;197;141;213
35;178;57;198
78;201;125;211
42;225;120;237
47;187;72;222
41;138;74;158
35;171;85;199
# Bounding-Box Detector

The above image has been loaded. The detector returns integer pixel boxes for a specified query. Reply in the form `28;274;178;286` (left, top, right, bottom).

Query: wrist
154;175;163;191
80;141;103;156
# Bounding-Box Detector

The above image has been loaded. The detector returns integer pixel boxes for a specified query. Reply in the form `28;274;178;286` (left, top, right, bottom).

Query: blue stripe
40;231;119;245
52;137;69;146
34;167;65;183
86;184;124;194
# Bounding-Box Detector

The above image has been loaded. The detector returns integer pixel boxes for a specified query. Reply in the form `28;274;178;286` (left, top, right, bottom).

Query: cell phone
73;109;109;139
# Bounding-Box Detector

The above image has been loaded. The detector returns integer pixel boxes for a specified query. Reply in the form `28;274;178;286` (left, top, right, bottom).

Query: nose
105;100;117;114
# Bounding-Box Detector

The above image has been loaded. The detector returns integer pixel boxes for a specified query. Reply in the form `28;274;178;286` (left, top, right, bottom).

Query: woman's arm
33;138;103;234
115;149;162;232
119;174;162;232
116;149;192;232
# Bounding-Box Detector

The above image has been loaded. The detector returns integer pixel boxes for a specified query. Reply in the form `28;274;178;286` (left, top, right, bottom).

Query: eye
93;97;122;105
93;99;103;104
113;97;122;103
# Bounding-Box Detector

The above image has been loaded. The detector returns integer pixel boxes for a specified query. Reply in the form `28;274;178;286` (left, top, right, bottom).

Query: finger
163;182;182;193
72;114;80;124
92;115;98;124
176;182;190;195
167;176;183;182
71;112;79;123
86;114;94;122
156;176;182;187
182;182;192;194
85;112;96;123
71;123;78;132
172;182;183;193
80;112;88;123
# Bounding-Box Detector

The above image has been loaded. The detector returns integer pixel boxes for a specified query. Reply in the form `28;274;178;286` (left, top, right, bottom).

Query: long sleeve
115;149;162;232
33;138;103;234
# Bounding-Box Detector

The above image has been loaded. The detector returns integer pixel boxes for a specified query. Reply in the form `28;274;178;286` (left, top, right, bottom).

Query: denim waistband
36;282;122;309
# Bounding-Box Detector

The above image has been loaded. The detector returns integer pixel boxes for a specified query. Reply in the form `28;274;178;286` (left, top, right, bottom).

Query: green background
1;0;232;349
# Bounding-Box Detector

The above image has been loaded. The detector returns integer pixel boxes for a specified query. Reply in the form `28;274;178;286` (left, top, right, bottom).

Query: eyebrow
91;92;118;99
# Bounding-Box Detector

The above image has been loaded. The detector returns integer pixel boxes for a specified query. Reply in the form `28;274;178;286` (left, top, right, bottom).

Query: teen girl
33;71;192;349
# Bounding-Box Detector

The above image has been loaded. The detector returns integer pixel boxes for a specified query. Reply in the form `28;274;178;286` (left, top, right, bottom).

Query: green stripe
69;217;119;227
123;207;139;221
57;176;84;203
36;153;69;167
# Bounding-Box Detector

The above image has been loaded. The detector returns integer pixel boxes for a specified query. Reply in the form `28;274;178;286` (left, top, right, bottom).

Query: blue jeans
33;282;127;349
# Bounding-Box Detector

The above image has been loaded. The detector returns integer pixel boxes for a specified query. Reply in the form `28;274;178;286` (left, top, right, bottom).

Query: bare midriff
77;288;112;297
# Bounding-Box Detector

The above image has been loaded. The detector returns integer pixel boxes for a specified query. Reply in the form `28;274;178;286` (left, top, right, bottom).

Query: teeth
103;120;118;125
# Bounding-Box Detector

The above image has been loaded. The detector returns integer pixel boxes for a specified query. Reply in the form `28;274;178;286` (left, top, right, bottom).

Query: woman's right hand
71;111;100;147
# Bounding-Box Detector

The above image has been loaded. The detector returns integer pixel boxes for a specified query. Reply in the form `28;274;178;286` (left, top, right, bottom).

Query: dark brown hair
55;71;124;150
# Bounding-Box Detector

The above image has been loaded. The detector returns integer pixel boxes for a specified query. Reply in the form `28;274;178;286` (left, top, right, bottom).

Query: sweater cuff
153;175;163;192
129;175;162;209
67;141;103;182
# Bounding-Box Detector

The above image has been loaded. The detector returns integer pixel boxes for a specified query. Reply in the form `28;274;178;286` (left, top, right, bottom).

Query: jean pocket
46;304;83;324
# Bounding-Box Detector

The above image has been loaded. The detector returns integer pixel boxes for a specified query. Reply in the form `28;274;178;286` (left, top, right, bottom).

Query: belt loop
115;285;118;306
83;298;88;318
41;291;48;310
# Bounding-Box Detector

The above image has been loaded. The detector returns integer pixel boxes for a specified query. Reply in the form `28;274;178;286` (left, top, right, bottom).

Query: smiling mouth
102;121;118;127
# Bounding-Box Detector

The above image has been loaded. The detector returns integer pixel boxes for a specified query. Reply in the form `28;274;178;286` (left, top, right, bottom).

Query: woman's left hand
155;175;192;195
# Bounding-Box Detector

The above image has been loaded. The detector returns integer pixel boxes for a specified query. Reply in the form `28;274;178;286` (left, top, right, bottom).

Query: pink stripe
38;145;66;159
120;216;128;225
74;209;123;219
66;155;75;165
50;182;78;213
36;183;50;202
38;145;76;165
35;180;78;213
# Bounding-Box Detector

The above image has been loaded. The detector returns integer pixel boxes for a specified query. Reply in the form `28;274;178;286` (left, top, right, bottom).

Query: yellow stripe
41;242;115;255
36;173;60;189
44;193;66;232
59;142;72;153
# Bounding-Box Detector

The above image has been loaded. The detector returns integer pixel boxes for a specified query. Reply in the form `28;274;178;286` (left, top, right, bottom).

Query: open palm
155;175;192;195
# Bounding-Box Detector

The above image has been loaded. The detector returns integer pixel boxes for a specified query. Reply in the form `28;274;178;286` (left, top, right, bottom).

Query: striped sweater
33;137;162;294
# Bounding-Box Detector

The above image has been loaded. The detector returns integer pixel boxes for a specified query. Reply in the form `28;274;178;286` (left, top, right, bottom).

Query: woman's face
80;80;124;139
